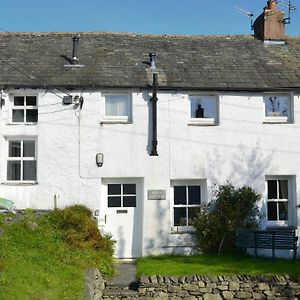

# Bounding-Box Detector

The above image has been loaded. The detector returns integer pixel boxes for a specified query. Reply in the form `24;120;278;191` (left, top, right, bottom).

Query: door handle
104;214;107;224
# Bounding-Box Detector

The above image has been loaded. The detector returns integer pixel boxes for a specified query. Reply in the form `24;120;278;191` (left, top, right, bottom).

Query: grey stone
258;283;270;291
153;291;168;300
178;290;190;297
206;283;217;289
170;276;179;284
179;276;186;284
140;276;149;284
150;276;158;284
216;285;228;291
26;220;38;230
167;285;182;293
199;288;212;293
203;294;222;300
184;284;200;292
229;282;240;291
157;275;164;284
252;292;266;300
164;277;170;284
222;291;234;299
235;291;252;299
198;281;205;288
170;297;182;300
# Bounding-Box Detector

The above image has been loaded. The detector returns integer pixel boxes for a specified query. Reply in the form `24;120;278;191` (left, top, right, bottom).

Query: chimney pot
267;0;277;11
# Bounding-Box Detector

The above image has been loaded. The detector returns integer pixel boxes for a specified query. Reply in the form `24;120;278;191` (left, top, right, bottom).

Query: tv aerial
234;6;254;31
277;1;296;24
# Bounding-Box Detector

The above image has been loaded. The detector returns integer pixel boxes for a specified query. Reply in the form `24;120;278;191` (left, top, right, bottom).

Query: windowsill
263;117;290;124
100;120;132;125
6;122;38;126
1;181;38;186
171;227;196;234
188;119;218;126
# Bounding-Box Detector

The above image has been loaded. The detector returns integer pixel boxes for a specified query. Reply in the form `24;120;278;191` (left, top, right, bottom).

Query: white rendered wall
0;89;299;256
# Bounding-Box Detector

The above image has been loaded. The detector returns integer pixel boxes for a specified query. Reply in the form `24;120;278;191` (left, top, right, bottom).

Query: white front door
101;179;143;258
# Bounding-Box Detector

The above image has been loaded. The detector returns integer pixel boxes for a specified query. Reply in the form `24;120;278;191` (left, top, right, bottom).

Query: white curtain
105;95;128;116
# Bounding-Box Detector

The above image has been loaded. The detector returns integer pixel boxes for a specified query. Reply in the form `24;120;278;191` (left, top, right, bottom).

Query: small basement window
12;95;38;123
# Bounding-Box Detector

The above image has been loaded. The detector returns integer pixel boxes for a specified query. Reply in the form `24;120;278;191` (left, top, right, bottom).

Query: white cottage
0;2;299;258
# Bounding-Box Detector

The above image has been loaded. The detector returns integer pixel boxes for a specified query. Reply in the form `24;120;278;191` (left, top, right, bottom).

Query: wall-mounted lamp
96;153;104;167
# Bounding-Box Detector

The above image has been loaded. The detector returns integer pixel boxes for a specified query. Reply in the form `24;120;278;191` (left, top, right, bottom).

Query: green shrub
47;205;114;254
193;183;261;254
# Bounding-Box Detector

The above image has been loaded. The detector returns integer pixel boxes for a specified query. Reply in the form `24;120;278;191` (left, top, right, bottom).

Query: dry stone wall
100;274;300;300
136;274;300;299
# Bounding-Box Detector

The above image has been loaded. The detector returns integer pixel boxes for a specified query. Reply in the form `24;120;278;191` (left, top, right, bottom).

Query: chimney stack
253;0;285;42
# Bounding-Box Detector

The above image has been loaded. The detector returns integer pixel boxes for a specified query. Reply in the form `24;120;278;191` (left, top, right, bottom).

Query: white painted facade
0;89;299;258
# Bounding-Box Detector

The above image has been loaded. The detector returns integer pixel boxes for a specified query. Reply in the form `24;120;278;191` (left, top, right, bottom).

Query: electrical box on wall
62;95;72;105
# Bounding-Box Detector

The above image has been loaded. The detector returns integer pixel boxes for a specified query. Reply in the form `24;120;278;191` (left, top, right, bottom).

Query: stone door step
103;287;139;296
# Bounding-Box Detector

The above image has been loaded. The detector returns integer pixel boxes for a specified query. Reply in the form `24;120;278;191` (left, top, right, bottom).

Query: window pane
23;161;36;181
188;207;200;225
23;141;35;157
278;180;288;199
191;96;215;118
123;196;136;207
108;184;121;195
7;161;21;180
9;141;21;157
14;96;24;106
278;202;288;220
264;96;288;117
26;109;38;122
26;96;37;106
267;202;277;221
12;110;24;122
188;186;201;205
123;184;136;195
267;180;277;199
174;186;187;205
174;207;187;226
105;95;129;116
108;196;121;207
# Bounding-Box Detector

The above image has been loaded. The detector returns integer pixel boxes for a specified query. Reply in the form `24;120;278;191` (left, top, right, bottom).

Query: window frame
263;93;293;124
170;180;206;233
101;92;132;124
6;138;37;183
188;94;219;126
107;183;137;208
10;94;38;124
265;176;294;228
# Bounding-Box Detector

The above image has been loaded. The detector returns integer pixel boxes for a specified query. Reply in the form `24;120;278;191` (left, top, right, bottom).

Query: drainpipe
149;53;158;156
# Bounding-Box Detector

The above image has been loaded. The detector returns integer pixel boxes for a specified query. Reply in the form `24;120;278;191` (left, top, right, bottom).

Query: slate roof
0;32;300;91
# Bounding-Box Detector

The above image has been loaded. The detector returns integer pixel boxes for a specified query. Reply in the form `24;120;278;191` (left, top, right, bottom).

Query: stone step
103;287;139;296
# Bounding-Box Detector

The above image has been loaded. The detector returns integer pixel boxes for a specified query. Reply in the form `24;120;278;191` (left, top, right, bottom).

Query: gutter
3;85;300;93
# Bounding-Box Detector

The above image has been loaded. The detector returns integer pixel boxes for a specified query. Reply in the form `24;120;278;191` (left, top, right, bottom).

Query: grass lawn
137;254;300;280
0;208;114;300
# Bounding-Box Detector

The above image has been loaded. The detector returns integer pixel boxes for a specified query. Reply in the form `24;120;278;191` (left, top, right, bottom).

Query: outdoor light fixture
96;153;104;167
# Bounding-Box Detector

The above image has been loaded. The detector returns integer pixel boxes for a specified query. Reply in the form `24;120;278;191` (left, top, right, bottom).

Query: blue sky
1;0;299;36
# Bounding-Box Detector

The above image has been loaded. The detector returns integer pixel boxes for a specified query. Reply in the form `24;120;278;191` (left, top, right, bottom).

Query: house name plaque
147;190;166;200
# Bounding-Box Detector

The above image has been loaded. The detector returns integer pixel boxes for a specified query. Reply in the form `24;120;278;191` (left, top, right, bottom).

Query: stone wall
137;274;300;299
100;274;300;300
84;268;105;300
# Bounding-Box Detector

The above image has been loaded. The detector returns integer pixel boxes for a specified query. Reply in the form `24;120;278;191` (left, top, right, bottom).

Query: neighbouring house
0;1;299;258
